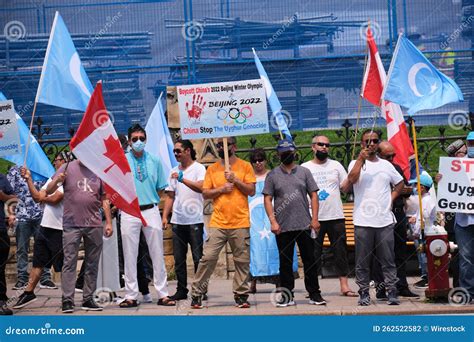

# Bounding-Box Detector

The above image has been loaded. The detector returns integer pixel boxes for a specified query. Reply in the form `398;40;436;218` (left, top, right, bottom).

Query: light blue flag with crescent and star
145;92;178;177
35;12;93;112
252;48;292;140
0;92;54;181
382;34;463;115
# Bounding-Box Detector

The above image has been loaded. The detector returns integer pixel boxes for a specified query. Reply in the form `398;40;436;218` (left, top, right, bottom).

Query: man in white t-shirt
13;152;68;309
347;130;404;306
302;135;356;297
162;140;206;301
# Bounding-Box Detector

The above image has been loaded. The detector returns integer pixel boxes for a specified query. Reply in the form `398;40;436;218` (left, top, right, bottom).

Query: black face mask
315;150;328;161
218;149;233;159
280;152;295;165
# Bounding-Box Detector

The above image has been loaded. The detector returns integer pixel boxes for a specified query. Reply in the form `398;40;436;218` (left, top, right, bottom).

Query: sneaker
414;278;428;289
191;296;203;309
202;293;208;301
75;288;83;293
358;292;371;306
376;289;388;301
398;288;420;298
142;293;153;303
62;301;74;314
387;291;400;305
13;292;37;309
276;296;295;307
12;281;26;290
39;280;58;289
235;296;250;309
0;302;12;315
169;292;187;301
81;298;103;311
309;293;327;306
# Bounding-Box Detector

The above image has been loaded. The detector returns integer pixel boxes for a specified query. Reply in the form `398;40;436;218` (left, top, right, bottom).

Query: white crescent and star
407;63;439;97
69;52;91;98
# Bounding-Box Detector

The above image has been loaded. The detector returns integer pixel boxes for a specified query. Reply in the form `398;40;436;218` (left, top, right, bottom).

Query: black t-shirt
0;174;14;230
392;163;408;211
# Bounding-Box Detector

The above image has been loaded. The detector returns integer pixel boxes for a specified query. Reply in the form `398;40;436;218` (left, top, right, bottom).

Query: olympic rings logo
216;106;253;124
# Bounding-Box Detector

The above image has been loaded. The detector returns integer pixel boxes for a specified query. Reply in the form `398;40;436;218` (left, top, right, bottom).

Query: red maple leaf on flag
102;135;130;175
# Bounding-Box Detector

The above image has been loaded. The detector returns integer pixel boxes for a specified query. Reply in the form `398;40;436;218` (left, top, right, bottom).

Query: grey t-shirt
55;161;105;228
262;165;319;232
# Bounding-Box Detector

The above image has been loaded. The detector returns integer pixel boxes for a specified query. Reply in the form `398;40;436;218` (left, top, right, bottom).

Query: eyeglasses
363;139;379;145
313;142;330;148
251;158;265;164
173;149;182;154
131;136;146;143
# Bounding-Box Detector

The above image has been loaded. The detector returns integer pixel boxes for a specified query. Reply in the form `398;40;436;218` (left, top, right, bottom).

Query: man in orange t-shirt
191;136;256;309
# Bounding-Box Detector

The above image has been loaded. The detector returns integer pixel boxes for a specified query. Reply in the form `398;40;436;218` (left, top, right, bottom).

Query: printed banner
0;100;21;157
437;157;474;213
177;79;269;139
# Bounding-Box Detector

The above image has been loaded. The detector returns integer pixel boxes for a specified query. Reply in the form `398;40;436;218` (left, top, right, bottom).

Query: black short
32;226;63;271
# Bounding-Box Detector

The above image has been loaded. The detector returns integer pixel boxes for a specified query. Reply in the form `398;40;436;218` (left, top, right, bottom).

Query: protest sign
177;79;269;139
437;157;474;213
0;100;21;157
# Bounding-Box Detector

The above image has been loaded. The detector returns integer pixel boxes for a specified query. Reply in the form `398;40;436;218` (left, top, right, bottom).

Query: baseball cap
276;139;296;153
409;171;433;188
467;131;474;141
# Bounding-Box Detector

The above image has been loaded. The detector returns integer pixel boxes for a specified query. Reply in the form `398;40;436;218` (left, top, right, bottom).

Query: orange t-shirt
203;158;256;229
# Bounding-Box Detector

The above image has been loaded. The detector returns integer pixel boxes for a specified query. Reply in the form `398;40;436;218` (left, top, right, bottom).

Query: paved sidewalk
7;277;474;316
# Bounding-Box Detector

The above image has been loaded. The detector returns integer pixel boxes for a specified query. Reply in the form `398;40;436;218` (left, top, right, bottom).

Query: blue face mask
468;146;474;158
132;140;146;153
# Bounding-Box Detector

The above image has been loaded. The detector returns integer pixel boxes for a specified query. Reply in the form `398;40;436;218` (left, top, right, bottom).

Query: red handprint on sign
186;94;206;123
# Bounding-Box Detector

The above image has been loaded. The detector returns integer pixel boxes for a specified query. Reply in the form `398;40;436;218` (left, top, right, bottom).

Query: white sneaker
142;294;153;303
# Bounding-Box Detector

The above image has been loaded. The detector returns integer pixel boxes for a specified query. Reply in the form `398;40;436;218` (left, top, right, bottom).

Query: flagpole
381;33;403;100
409;116;425;231
24;11;59;166
352;20;370;160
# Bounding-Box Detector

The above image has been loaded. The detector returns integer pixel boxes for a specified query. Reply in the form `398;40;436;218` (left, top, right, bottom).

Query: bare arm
203;184;231;200
0;191;16;202
41;191;64;205
347;158;364;185
264;194;280;235
102;196;113;237
162;191;175;228
340;178;352;194
391;181;404;203
233;178;256;197
181;179;204;194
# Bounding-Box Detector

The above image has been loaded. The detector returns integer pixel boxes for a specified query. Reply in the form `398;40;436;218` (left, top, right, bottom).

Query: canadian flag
361;27;414;180
70;81;146;226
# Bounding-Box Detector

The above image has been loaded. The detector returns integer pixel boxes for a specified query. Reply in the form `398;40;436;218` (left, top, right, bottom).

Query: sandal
341;290;358;297
119;299;138;308
157;297;176;306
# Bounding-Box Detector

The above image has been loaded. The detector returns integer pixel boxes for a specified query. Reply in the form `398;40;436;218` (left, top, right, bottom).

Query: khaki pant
192;228;250;297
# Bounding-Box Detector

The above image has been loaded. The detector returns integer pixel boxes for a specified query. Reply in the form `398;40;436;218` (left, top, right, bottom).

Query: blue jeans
455;224;474;298
16;219;51;283
413;239;427;278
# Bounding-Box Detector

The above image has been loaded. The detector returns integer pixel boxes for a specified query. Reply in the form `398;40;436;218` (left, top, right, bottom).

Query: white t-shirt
165;162;206;225
40;178;64;230
413;193;437;235
302;159;347;221
348;158;403;227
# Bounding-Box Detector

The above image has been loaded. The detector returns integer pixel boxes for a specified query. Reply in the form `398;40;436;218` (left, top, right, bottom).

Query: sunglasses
131;136;146;143
216;142;234;149
363;139;379;145
251;158;265;164
313;142;330;148
173;149;183;154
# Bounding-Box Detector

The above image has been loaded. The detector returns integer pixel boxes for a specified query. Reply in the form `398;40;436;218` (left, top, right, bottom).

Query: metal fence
0;0;473;139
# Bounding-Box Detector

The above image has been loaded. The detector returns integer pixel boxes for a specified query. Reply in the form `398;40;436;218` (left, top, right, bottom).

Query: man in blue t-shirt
119;124;175;308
